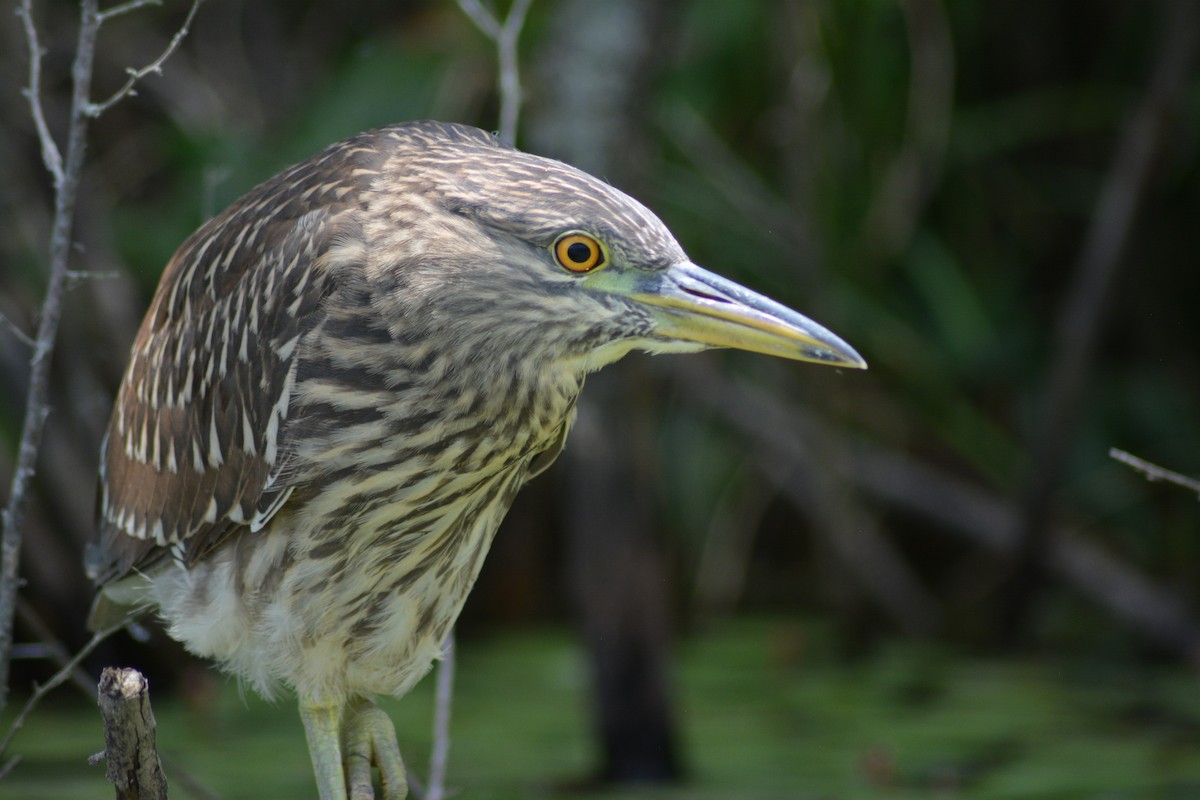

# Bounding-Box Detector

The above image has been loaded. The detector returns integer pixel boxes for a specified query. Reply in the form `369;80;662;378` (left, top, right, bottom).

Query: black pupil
566;241;593;264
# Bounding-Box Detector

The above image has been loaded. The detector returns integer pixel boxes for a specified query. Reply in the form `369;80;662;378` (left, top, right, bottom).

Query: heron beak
627;261;867;368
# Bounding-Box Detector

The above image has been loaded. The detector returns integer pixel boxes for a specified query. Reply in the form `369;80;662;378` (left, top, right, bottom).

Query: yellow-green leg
299;697;407;800
300;701;349;800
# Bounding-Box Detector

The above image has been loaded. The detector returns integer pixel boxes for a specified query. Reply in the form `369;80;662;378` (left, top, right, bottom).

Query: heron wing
87;135;383;586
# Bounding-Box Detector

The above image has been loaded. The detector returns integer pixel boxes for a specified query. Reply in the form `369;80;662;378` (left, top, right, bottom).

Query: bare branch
15;598;95;697
494;0;531;145
1;0;102;713
85;0;203;118
455;0;500;39
0;312;36;349
66;269;122;288
17;0;64;187
0;620;126;758
455;0;533;144
1;0;204;710
98;0;163;23
1110;448;1200;496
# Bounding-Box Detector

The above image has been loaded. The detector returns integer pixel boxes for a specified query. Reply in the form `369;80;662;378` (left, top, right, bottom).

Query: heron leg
344;697;407;800
300;700;349;800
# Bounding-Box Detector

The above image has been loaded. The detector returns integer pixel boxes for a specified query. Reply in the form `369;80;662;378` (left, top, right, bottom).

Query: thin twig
455;0;533;144
14;598;95;697
66;269;122;289
17;0;64;187
495;0;531;145
0;312;36;349
98;0;163;23
86;0;203;118
455;0;500;38
1008;0;1200;633
1110;448;1200;496
0;620;126;759
425;633;456;800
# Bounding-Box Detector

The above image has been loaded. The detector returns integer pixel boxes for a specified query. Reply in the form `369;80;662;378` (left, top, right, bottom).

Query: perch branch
95;667;168;800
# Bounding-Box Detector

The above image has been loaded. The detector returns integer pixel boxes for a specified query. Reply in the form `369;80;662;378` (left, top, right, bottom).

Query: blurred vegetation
7;623;1200;799
2;0;1200;796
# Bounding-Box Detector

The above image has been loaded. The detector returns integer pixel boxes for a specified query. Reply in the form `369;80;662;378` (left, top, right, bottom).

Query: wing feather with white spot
87;137;380;586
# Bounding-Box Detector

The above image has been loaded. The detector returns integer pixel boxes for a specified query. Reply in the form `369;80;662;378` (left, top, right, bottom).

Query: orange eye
553;233;604;273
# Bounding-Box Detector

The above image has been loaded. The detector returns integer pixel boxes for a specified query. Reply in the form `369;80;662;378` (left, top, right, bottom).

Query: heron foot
300;698;407;800
344;698;407;800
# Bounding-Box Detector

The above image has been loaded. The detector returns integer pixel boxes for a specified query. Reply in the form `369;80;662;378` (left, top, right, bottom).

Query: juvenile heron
87;121;864;799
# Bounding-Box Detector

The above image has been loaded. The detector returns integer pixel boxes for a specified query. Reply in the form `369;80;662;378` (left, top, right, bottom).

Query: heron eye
553;233;604;273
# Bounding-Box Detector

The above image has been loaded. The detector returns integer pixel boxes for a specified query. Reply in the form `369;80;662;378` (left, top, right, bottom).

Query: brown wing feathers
88;135;378;585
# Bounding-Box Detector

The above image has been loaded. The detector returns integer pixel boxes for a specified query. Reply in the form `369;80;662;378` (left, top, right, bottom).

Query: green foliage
6;623;1200;798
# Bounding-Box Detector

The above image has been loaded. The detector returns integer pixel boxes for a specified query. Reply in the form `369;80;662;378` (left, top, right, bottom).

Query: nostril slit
683;287;730;304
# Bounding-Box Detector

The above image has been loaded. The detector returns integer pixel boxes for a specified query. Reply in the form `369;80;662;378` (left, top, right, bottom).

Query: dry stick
95;667;168;800
1110;448;1200;496
1009;0;1200;632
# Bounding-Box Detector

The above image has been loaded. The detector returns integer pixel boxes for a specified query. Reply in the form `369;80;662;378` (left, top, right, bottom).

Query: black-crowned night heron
87;121;864;799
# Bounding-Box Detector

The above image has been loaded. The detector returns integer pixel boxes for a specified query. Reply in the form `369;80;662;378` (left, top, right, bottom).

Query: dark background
2;0;1200;796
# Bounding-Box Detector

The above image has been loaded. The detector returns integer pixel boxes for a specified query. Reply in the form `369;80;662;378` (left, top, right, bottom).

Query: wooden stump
96;666;168;799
